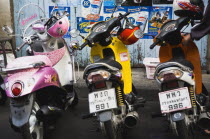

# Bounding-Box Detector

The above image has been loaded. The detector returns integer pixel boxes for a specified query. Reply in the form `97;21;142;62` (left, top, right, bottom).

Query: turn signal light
11;82;22;96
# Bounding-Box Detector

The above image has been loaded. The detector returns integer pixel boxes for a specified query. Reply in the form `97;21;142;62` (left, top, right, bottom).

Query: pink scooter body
4;46;66;98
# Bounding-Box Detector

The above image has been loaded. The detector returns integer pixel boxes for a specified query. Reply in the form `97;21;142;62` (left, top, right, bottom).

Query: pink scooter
2;10;78;139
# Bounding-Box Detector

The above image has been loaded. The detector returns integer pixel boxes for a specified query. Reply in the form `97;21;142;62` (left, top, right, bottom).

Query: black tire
104;120;124;139
20;101;44;139
0;88;7;105
176;119;195;139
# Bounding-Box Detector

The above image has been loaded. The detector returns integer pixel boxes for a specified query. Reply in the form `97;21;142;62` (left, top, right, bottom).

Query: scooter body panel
159;39;202;94
5;66;60;98
90;37;132;94
33;45;73;87
53;49;73;86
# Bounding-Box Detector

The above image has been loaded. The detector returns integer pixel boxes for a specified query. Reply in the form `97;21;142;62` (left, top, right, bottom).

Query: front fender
10;94;34;127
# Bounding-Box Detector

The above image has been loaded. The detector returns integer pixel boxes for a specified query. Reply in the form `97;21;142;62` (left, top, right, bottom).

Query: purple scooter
2;4;78;139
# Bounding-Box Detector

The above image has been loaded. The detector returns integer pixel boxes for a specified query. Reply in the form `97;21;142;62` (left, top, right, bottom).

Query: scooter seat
83;59;122;79
6;55;53;69
156;59;194;73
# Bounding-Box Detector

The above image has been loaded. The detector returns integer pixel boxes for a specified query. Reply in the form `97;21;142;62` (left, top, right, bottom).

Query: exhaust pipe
36;105;63;121
198;112;210;129
124;111;139;128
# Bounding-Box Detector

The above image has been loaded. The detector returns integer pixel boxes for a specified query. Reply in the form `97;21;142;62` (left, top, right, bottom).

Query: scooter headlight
87;70;111;83
157;69;183;82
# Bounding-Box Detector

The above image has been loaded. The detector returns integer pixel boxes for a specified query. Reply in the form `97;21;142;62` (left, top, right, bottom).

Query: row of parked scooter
0;2;210;139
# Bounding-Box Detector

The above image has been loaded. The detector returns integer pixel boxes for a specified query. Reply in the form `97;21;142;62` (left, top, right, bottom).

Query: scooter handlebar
79;41;89;50
150;39;161;49
16;42;27;51
118;12;130;20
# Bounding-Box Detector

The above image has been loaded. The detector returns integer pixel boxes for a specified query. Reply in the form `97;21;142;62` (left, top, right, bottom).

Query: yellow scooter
70;12;144;139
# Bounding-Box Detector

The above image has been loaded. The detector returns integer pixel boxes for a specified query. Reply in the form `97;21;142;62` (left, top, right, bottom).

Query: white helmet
173;0;204;20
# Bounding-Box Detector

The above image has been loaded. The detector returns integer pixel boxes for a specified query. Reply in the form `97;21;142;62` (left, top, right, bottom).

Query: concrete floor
0;68;210;139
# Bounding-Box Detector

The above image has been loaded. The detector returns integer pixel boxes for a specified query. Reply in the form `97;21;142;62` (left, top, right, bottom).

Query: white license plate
159;87;192;113
89;88;117;113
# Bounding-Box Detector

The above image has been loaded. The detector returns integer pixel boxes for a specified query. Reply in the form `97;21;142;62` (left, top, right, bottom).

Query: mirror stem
79;34;85;39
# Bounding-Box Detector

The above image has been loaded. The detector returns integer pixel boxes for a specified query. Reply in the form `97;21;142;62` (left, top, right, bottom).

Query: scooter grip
79;41;88;50
123;12;130;17
150;39;160;49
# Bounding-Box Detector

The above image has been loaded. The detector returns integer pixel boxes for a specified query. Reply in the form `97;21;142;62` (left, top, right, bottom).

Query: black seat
156;59;194;73
83;59;122;79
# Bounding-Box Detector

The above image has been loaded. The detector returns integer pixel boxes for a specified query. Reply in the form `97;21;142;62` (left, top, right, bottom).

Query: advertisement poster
153;0;173;4
81;0;104;21
103;6;127;20
104;0;115;6
148;6;172;38
127;6;149;32
49;6;71;38
70;0;80;7
77;16;104;33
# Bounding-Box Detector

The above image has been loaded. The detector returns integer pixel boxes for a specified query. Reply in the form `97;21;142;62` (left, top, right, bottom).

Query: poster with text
81;0;104;21
148;6;172;38
77;16;104;33
126;6;150;33
49;6;71;38
104;0;115;6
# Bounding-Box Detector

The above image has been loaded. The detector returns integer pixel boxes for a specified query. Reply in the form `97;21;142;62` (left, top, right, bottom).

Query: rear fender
10;93;34;127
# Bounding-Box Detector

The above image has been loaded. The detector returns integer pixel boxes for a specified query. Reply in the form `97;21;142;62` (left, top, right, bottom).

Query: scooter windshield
17;3;47;38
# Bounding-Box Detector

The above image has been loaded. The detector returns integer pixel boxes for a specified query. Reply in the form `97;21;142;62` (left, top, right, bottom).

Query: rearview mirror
51;0;59;3
69;40;79;50
70;29;80;38
2;25;13;35
115;0;123;6
134;0;142;3
32;23;45;32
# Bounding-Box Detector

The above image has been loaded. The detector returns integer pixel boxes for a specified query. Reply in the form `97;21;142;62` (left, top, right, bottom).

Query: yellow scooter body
90;37;132;94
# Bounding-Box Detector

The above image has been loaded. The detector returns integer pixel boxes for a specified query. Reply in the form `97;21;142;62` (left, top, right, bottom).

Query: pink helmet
47;16;69;38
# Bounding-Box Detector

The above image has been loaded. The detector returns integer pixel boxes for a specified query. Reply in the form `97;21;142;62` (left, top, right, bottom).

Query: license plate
159;87;192;113
89;88;117;113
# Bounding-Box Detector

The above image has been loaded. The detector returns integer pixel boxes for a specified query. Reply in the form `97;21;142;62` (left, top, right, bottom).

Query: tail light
11;82;23;96
94;81;106;89
157;69;183;82
166;81;178;89
92;74;106;89
87;70;111;83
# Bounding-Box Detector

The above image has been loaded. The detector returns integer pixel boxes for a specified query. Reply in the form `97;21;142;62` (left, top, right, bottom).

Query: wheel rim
29;102;43;139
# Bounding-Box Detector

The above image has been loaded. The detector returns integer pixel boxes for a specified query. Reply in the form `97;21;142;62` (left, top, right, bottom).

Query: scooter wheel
70;89;79;107
20;101;44;139
0;89;7;105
